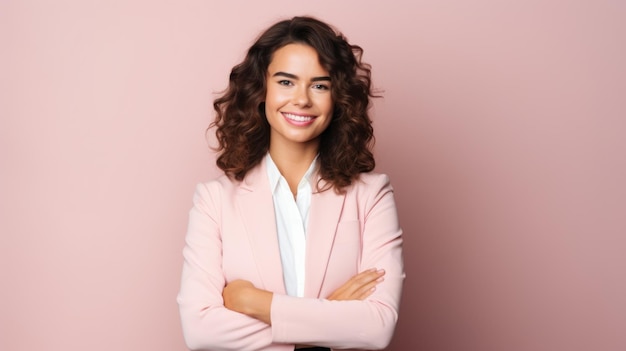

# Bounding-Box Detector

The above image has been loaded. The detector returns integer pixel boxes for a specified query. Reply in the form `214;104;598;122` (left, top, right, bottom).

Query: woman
178;16;404;351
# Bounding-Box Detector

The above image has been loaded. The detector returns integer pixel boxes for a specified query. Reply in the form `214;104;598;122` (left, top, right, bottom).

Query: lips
282;112;316;126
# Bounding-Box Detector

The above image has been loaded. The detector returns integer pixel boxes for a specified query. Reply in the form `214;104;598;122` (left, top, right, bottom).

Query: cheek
265;87;289;108
322;98;334;116
312;93;333;111
264;86;274;104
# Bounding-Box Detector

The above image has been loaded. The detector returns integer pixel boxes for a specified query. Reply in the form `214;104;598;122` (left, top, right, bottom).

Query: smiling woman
177;16;404;351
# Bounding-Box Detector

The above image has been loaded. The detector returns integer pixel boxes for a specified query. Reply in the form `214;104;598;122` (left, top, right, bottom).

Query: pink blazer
177;161;404;350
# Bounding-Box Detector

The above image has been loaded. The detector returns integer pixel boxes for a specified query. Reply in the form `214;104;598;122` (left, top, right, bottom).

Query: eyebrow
272;71;331;82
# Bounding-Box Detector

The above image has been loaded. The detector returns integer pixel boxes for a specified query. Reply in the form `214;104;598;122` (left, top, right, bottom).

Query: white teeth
284;113;313;122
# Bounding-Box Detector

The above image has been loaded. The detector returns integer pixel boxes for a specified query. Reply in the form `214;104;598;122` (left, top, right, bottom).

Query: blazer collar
236;161;286;294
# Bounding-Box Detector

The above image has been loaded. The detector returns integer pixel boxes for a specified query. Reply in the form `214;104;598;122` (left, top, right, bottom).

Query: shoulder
335;172;399;219
351;172;393;194
194;162;265;200
341;172;395;206
355;172;391;186
193;173;239;204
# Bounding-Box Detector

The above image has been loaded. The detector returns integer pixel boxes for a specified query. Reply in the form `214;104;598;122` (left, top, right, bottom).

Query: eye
278;80;293;86
312;84;330;90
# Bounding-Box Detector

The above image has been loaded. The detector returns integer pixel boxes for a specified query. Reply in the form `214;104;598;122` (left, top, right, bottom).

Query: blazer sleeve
177;182;276;351
270;174;405;350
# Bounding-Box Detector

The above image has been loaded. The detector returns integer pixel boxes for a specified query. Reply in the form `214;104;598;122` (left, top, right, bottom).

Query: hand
222;279;273;324
326;268;385;301
222;279;254;314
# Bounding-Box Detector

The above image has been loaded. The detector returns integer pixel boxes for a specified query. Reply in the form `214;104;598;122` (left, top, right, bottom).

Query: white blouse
265;153;317;297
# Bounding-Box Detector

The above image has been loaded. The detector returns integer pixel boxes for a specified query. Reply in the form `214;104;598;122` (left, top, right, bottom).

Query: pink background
2;1;625;350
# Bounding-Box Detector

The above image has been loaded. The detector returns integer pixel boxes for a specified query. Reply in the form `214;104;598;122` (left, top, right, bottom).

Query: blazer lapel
236;162;286;294
305;181;346;297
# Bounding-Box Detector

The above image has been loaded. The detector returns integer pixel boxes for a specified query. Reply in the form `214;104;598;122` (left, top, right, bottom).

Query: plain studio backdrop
1;1;624;350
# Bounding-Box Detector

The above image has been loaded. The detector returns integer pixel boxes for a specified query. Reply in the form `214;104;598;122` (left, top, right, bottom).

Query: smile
283;112;315;122
282;112;316;126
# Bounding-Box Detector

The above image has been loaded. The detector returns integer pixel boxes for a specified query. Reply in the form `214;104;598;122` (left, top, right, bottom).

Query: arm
177;183;275;351
223;268;386;324
224;175;404;350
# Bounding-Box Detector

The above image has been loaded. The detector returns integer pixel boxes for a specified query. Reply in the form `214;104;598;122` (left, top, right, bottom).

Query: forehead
267;43;329;75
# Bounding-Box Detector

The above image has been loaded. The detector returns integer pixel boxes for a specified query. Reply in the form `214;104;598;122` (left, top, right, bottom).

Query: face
264;43;333;151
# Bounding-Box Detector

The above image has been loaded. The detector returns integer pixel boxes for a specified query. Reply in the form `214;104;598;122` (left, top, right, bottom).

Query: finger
341;269;381;287
331;275;384;300
351;273;384;297
350;269;385;287
340;269;384;292
326;269;386;300
353;276;384;300
354;286;376;300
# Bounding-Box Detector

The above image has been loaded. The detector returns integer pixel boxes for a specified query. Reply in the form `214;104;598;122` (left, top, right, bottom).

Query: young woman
178;16;404;351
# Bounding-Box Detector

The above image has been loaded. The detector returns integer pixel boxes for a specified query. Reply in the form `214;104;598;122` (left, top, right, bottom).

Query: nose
292;85;311;107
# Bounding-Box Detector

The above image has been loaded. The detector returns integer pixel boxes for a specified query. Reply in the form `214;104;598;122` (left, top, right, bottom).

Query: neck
269;140;319;195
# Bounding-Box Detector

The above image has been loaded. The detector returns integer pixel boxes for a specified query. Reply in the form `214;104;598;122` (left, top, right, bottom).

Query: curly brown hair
211;16;377;192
